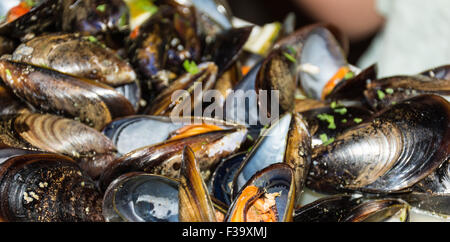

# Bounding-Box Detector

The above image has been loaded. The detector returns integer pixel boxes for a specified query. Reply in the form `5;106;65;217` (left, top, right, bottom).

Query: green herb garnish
341;119;347;123
136;0;159;14
183;60;200;75
96;4;106;12
118;12;128;28
334;107;347;115
354;118;363;124
377;90;386;100
344;71;355;80
385;88;394;94
25;0;36;7
330;101;337;109
317;113;336;130
5;69;12;78
320;134;335;146
246;134;254;142
283;52;297;63
87;36;98;43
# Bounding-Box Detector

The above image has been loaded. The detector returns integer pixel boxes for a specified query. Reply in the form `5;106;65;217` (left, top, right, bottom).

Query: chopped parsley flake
87;36;98;43
317;113;336;130
354;118;363;124
344;71;355;80
25;0;36;7
283;52;297;63
377;90;386;100
119;13;128;28
183;60;199;75
330;101;338;109
320;133;335;146
341;119;347;123
136;0;159;14
287;46;297;55
246;134;254;142
96;4;106;12
385;88;394;94
334;107;347;115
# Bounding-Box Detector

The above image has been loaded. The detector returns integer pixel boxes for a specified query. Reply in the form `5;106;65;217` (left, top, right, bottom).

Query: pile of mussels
0;0;448;222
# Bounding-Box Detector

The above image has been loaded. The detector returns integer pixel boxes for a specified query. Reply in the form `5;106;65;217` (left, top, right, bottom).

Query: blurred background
228;0;377;65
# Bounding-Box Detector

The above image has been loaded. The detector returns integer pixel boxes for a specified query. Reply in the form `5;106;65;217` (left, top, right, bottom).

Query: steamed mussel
0;0;449;223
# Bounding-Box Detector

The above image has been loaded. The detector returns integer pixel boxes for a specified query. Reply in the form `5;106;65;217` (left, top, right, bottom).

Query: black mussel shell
294;195;410;222
364;75;450;111
0;0;61;40
300;105;373;147
307;95;450;194
0;153;103;222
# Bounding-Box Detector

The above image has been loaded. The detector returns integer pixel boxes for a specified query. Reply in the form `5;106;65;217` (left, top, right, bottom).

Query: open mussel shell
0;59;135;130
191;0;233;32
326;64;378;102
102;115;242;155
223;61;263;130
231;113;311;207
307;95;450;194
12;33;138;87
202;26;253;75
226;163;296;222
61;0;130;35
209;152;246;206
298;26;348;100
300;106;373;147
294;195;410;222
179;146;216;222
146;62;218;116
99;126;247;191
364;75;450;111
0;0;61;40
420;65;450;81
102;172;179;222
0;153;103;222
0;113;117;179
274;23;349;58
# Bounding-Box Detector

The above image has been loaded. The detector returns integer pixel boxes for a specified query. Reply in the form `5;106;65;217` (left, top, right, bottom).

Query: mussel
307;95;450;194
231;113;311;207
294;195;410;222
226;163;296;222
102;115;243;155
0;0;61;40
61;0;130;36
0;113;117;179
0;59;135;130
364;74;450;111
179;146;217;222
99;124;247;190
11;33;138;87
0;152;103;222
